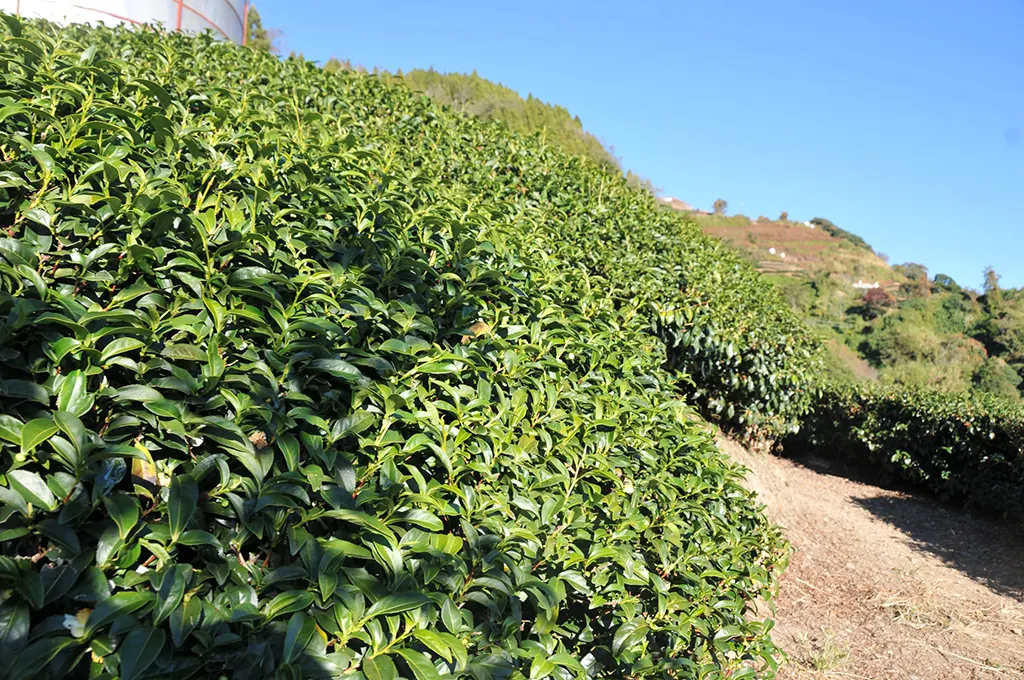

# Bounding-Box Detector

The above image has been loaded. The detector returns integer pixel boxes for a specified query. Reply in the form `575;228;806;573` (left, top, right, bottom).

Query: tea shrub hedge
414;111;825;438
0;17;791;679
788;383;1024;518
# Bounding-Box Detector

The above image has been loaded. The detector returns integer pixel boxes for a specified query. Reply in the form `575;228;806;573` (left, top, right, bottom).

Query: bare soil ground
718;436;1024;679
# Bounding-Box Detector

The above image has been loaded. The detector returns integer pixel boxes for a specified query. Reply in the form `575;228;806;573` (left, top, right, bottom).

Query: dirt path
718;436;1024;679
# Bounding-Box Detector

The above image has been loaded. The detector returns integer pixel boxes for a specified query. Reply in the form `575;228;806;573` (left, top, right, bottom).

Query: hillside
677;213;893;284
400;69;618;171
388;64;1024;514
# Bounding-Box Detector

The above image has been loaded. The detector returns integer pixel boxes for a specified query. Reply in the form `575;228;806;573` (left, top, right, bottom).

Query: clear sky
254;0;1023;289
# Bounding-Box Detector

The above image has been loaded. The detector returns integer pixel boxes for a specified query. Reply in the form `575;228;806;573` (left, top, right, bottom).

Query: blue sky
254;0;1024;289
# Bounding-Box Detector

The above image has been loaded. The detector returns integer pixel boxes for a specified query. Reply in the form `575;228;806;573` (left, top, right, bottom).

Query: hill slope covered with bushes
400;69;618;173
0;16;829;678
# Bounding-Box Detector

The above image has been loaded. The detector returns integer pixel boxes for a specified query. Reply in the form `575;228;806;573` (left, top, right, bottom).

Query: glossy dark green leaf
37;519;81;554
176;530;219;547
9;636;79;680
40;564;79;605
152;564;190;625
102;493;139;539
100;338;146;363
161;344;206;362
440;599;462;634
411;629;452;663
168;475;198;542
364;593;429;620
119;625;166;680
395;509;443;532
263;590;314;621
169;596;203;648
113;385;163;402
282;611;316;664
15;570;43;609
321;509;397;544
309;358;364;382
55;370;93;417
0;603;30;658
20;418;58;455
0;380;48;405
94;523;122;567
612;620;648;656
529;655;555;679
0;415;24;445
144;399;184;420
54;411;88;454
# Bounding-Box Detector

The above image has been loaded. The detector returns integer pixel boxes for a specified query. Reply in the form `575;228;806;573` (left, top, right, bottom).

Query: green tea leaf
119;625;166;680
396;648;442;680
168;475;198;541
7;470;56;511
282;611;316;664
100;338;146;363
612;620;648;656
9;637;79;680
152;564;190;626
0;603;30;658
263;590;314;621
363;654;399;680
84;591;155;637
55;371;93;417
20;417;58;454
365;593;429;620
102;494;139;539
0;380;48;404
310;358;364;382
176;530;219;547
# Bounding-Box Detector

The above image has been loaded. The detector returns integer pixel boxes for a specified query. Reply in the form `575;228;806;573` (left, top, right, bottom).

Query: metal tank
0;0;250;44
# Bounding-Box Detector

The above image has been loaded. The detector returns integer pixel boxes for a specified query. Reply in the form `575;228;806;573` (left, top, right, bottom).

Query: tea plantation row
787;383;1024;518
0;18;794;679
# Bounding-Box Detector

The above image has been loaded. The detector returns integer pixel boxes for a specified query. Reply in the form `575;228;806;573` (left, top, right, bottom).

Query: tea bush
411;109;824;438
0;17;791;679
788;383;1024;517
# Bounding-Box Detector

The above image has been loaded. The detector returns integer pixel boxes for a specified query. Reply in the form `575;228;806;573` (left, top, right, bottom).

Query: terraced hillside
0;17;829;678
672;212;895;286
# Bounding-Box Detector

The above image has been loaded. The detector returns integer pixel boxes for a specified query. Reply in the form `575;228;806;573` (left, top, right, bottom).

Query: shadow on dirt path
851;493;1024;601
719;435;1024;679
784;449;1024;600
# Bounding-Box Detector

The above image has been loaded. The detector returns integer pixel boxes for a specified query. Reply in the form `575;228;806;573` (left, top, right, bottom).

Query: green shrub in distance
0;17;791;679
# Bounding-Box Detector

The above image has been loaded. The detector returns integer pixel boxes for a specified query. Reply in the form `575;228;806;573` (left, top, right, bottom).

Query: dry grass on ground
720;436;1024;679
